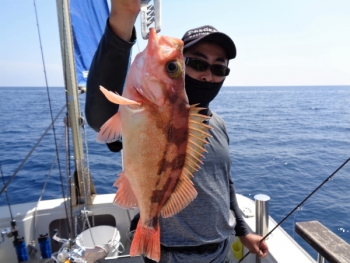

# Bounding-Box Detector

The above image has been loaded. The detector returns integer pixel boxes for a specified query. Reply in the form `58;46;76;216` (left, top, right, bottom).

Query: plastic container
231;238;243;260
76;225;123;261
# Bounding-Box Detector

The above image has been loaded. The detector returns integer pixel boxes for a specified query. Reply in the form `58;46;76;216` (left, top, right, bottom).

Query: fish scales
97;28;211;261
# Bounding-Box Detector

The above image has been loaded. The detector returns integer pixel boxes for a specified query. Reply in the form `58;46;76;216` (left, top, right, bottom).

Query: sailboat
0;0;318;262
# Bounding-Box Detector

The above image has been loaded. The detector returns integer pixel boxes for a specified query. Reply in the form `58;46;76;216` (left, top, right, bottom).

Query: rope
238;157;350;262
82;120;92;208
65;113;74;240
83;208;96;246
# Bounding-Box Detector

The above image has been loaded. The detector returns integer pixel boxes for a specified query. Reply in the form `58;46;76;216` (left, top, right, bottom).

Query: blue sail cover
70;0;109;87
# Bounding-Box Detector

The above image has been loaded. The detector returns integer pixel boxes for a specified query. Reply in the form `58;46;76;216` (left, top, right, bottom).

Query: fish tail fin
130;221;160;262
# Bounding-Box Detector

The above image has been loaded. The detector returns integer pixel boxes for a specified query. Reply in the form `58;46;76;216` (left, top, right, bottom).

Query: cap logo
183;25;236;59
186;27;217;39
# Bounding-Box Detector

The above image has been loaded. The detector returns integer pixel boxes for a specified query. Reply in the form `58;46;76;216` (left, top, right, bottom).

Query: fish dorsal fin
113;171;139;208
185;105;211;176
161;106;211;218
97;112;122;143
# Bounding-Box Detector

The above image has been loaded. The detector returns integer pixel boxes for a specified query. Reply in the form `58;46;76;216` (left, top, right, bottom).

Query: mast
55;0;96;205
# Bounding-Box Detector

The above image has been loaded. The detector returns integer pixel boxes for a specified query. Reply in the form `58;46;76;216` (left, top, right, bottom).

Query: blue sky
0;0;349;87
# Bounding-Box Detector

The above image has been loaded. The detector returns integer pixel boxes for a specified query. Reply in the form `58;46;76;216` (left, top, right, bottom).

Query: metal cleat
140;0;161;39
0;228;9;243
52;231;69;244
0;225;18;243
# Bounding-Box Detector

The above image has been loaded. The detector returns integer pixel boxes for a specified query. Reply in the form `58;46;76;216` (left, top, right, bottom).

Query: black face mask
185;74;224;115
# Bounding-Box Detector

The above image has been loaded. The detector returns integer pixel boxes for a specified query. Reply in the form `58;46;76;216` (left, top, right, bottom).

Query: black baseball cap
182;25;236;59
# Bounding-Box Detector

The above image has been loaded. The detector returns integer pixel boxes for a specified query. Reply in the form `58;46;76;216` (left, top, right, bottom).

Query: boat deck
0;193;317;263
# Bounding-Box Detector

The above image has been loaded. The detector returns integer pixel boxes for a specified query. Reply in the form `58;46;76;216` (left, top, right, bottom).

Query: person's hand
111;0;141;15
109;0;142;41
239;233;268;258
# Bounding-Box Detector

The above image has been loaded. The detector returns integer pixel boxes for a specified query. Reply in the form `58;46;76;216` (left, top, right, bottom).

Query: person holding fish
85;0;269;262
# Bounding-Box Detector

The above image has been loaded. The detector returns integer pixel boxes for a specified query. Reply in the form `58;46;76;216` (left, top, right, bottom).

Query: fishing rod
0;162;14;222
238;157;350;263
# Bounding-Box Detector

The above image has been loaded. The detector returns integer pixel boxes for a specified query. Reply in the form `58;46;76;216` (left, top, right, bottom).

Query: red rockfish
97;28;211;262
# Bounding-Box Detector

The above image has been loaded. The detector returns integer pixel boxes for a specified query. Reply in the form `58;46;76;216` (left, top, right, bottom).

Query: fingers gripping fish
97;28;211;262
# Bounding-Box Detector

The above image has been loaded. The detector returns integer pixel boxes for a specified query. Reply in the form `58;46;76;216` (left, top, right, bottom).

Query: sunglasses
184;57;230;77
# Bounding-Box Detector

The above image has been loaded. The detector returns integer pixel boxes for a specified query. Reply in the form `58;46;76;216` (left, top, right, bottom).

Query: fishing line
32;0;65;196
238;157;350;263
136;37;141;53
0;105;65;196
0;162;14;221
33;0;71;238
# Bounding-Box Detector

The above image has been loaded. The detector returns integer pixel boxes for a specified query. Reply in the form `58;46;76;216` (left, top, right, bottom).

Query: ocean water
0;86;349;259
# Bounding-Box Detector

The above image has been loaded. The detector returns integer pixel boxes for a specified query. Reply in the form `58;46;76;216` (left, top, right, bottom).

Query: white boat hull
0;194;315;263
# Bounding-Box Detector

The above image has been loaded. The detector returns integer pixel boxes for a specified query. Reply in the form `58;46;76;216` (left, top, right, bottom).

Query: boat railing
295;220;350;263
254;194;270;263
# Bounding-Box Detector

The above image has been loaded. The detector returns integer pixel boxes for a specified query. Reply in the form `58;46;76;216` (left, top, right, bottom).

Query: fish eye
166;60;183;79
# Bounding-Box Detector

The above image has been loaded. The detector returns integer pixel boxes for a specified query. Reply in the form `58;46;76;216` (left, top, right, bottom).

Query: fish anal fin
113;171;138;209
130;220;160;262
97;112;122;143
161;175;197;218
100;86;140;105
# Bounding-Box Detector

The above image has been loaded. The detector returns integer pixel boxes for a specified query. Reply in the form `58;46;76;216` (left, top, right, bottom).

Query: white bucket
76;225;123;261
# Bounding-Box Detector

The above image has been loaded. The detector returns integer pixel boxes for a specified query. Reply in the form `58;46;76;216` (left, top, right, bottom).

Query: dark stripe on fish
156;153;186;176
145;216;159;229
151;177;173;204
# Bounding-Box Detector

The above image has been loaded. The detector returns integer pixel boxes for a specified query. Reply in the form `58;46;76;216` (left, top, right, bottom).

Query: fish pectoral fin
97;112;122;143
113;171;138;208
130;220;160;262
160;174;197;218
100;86;141;105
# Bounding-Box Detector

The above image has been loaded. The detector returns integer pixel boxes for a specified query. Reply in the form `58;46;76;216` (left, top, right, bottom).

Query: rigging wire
0;162;14;221
31;131;67;243
238;157;350;263
32;0;70;234
0;105;65;196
